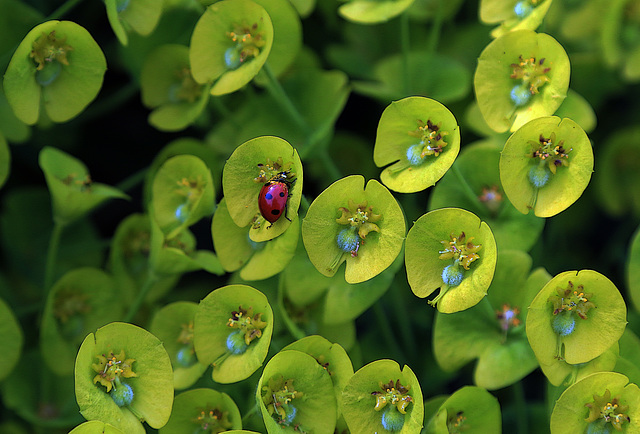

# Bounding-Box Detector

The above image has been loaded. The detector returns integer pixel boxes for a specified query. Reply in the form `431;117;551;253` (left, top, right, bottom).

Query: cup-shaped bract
0;297;22;382
433;250;547;390
194;284;273;383
302;175;405;284
212;198;298;280
257;349;337;433
423;386;501;434
40;268;124;376
474;29;570;133
405;208;497;313
140;44;210;132
527;270;627;366
338;0;415;24
74;322;174;434
429;140;544;251
542;339;619;388
374;96;461;193
149;301;207;390
39;147;128;225
341;360;423;434
190;0;274;96
480;0;554;38
500;116;594;217
69;421;125;434
223;136;303;242
614;329;640;386
159;388;242;434
3;20;106;125
151;154;215;238
550;372;640;434
104;0;163;46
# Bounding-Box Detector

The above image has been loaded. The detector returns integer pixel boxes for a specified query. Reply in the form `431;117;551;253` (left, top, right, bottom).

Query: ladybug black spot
271;209;280;216
265;193;273;200
279;192;285;197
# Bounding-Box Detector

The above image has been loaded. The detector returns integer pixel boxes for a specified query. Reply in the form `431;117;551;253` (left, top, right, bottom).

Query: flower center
30;31;73;71
530;132;572;175
439;232;482;271
261;375;304;427
372;379;413;415
496;304;521;332
192;407;233;433
478;185;503;215
585;389;630;432
92;349;137;393
224;22;265;69
406;119;449;163
227;305;267;347
176;321;197;368
168;67;202;103
510;55;552;96
254;157;296;185
334;199;382;260
548;280;595;319
447;411;467;434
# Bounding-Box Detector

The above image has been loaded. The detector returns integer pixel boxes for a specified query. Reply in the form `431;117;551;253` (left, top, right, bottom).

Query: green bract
3;20;106;125
104;0;163;46
159;388;242;434
541;339;619;387
423;386;501;434
149;301;207;390
39;147;128;225
341;360;423;434
550;372;640;434
151;154;215;238
223;136;303;242
257;349;337;433
433;250;547;390
40;268;124;376
75;322;174;433
474;29;570;133
189;0;274;95
69;421;125;434
602;0;640;81
302;175;405;284
0;296;22;382
429;140;544;251
212;198;299;280
193;284;273;383
373;96;461;193
526;270;627;366
615;329;640;387
405;208;497;313
480;0;554;38
629;225;640;310
500;116;594;217
338;0;415;24
140;44;210;132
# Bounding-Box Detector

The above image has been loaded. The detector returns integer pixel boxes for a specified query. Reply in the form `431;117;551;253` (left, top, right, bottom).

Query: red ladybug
258;171;295;227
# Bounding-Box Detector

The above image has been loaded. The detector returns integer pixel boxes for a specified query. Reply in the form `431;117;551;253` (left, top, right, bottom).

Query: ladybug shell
258;181;289;223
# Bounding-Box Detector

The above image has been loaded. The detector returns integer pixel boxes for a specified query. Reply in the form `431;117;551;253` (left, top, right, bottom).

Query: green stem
241;404;259;425
319;148;342;182
124;272;159;323
277;282;307;341
44;221;65;295
373;300;406;361
513;380;528;434
427;0;444;53
115;167;148;193
451;164;484;210
400;11;411;95
45;0;84;19
81;81;139;122
391;287;417;361
262;63;312;136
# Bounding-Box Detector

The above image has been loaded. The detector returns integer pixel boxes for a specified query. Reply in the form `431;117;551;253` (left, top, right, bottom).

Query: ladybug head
270;170;296;186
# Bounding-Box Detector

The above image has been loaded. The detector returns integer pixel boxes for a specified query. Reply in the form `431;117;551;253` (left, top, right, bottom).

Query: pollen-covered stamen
192;407;233;433
226;22;265;64
447;411;467;434
92;350;137;393
227;306;267;346
170;67;202;103
510;55;551;95
61;173;92;192
372;379;413;415
478;185;503;215
30;31;73;70
529;132;572;175
496;304;521;332
407;119;449;159
548;281;595;320
254;157;296;185
336;199;382;239
439;232;482;270
262;375;303;426
585;389;630;432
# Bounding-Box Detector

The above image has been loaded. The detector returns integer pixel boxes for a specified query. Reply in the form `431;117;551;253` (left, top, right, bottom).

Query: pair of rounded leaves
194;284;273;383
69;421;124;434
39;146;128;225
149;301;207;390
152;154;215;238
424;386;501;434
374;96;461;193
527;270;627;367
500;116;594;217
480;0;554;38
75;322;174;434
428;140;544;252
0;297;22;382
433;250;548;390
405;208;497;313
338;0;414;24
213;198;299;280
257;349;337;433
4;20;106;125
159;388;242;434
223;136;303;242
190;0;273;96
474;29;570;133
104;0;162;45
341;360;423;434
550;372;640;434
41;267;124;376
302;175;405;284
141;44;210;132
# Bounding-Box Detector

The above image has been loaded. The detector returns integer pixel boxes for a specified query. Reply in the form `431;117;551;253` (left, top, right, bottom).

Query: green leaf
0;83;30;143
104;0;163;45
338;0;415;24
39;146;129;225
374;96;461;193
554;89;597;134
0;297;22;381
405;208;497;313
341;360;423;434
481;0;554;38
194;284;273;383
614;329;640;387
499;116;594;217
159;388;242;433
540;340;619;387
3;20;107;124
302;175;406;284
424;386;501;434
69;421;125;434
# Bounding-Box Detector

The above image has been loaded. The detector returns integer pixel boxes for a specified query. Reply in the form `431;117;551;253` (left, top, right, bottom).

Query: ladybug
258;171;295;227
